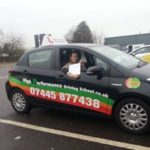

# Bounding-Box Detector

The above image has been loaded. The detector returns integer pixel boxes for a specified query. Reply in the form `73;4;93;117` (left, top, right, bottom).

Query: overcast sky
0;0;150;47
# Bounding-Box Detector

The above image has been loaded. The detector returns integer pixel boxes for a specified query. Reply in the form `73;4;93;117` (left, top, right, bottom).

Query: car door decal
9;76;114;115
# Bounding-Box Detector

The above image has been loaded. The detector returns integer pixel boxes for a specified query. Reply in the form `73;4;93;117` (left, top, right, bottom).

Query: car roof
26;43;103;53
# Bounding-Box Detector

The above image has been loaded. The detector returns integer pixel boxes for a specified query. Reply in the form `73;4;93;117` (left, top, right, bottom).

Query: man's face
70;53;79;63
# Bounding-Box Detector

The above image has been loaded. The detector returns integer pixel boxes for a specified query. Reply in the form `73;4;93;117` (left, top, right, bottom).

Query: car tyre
10;89;31;114
114;98;150;134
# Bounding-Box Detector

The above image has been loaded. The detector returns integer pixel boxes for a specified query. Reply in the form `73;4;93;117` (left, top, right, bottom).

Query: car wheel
114;98;150;134
10;89;31;114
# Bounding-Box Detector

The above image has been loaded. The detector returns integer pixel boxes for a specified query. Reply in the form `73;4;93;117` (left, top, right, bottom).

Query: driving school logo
125;78;141;89
8;76;114;115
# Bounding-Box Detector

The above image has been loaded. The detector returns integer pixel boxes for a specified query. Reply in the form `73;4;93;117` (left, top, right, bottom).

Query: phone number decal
30;87;100;109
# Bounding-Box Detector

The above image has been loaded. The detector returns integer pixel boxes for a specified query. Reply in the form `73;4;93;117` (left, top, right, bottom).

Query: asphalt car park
1;63;150;149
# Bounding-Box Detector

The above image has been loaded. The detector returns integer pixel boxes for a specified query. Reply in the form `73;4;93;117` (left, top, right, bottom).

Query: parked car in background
130;45;150;63
124;44;144;53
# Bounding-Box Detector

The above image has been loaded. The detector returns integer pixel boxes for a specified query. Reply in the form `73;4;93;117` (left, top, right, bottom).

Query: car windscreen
90;46;140;69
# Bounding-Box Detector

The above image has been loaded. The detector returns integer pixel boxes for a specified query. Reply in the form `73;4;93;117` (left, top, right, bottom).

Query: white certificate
69;63;81;75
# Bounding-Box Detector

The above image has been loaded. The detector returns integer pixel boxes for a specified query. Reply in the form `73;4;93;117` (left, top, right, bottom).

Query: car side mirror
86;65;102;75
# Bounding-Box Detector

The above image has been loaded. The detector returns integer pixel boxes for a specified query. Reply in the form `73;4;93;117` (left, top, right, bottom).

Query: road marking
0;76;8;80
0;119;149;150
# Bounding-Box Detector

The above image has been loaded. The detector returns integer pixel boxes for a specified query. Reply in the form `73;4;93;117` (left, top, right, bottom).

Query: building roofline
106;33;150;39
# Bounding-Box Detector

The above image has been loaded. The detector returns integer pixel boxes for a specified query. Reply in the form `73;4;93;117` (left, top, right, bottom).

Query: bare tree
0;33;25;62
65;21;105;44
64;26;76;43
72;21;93;43
92;31;105;45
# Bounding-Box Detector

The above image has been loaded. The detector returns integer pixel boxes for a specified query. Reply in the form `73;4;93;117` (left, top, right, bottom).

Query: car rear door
27;47;56;104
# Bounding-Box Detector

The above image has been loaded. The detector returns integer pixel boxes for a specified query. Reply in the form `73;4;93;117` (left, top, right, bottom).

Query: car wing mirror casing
86;65;102;75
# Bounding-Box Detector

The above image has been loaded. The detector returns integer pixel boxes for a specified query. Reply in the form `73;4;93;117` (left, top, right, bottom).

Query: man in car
61;50;86;80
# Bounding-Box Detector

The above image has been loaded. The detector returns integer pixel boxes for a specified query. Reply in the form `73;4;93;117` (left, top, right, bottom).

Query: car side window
146;47;150;53
17;53;28;66
29;49;52;70
60;48;87;71
136;48;147;54
84;52;108;71
94;56;108;71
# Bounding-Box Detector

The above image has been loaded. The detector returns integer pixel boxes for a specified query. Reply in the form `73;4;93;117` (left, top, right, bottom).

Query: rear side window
136;48;148;54
17;53;28;66
29;50;52;70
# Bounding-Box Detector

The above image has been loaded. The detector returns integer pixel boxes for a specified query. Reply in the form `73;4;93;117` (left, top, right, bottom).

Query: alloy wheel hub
12;92;26;111
120;103;148;130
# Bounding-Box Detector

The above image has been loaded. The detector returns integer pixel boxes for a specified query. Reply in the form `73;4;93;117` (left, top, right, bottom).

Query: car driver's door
55;47;114;115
